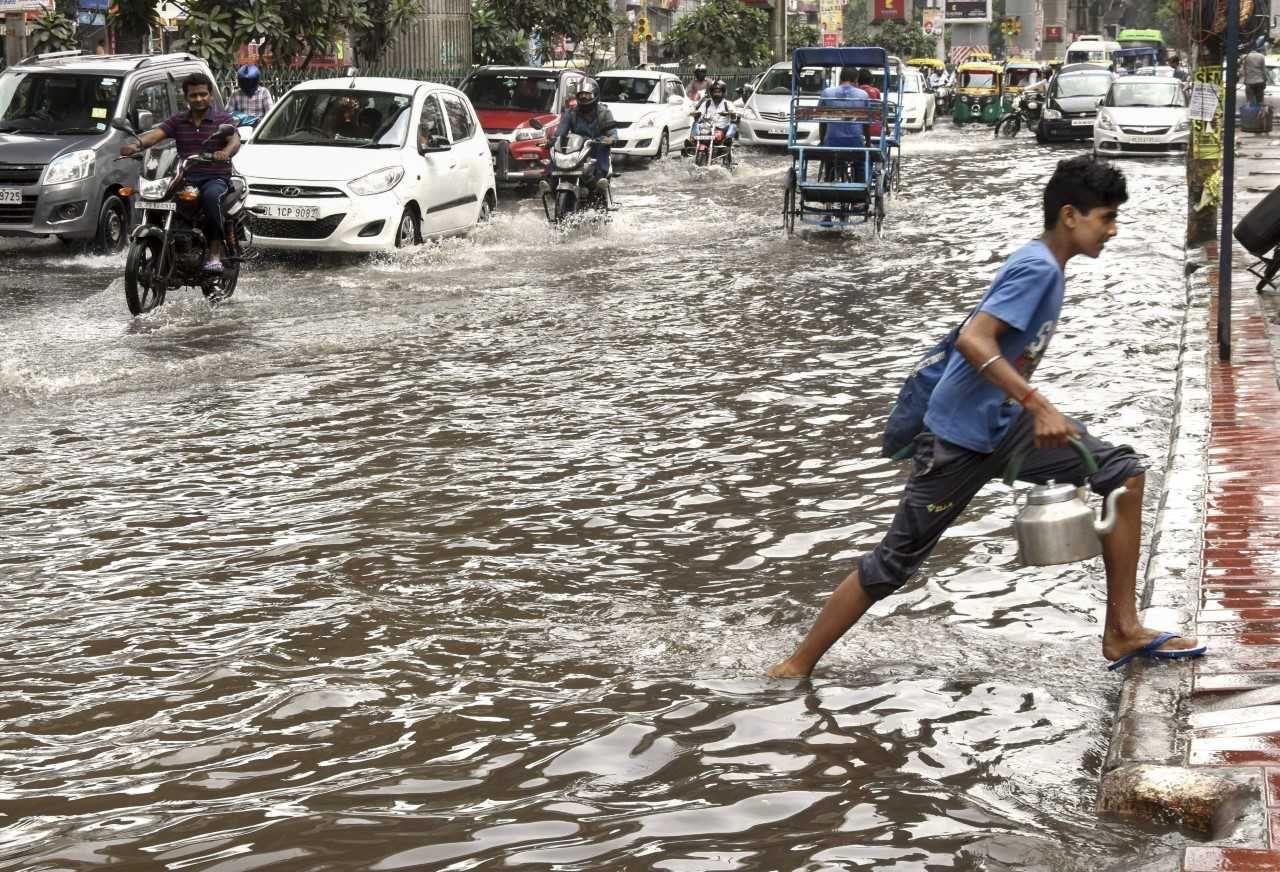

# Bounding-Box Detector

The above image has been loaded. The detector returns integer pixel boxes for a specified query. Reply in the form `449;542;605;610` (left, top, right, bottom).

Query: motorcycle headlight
139;177;170;200
1043;108;1062;119
1096;113;1115;131
348;166;405;196
1028;101;1040;109
43;149;95;186
514;126;546;142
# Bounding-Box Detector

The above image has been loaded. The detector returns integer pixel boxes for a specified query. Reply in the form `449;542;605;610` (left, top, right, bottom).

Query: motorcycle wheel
694;148;709;168
554;189;575;222
123;237;165;316
995;114;1021;138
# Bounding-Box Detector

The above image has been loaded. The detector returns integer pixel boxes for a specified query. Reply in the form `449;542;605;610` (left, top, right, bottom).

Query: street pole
1218;0;1240;361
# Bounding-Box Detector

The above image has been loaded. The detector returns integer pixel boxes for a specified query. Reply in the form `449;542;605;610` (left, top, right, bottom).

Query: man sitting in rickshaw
818;67;868;183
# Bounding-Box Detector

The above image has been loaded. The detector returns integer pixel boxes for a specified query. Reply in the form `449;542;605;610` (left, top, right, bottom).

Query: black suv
0;50;221;251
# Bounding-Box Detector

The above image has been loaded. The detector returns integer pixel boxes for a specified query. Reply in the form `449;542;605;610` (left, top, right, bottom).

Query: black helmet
694;63;707;79
575;80;598;111
709;79;727;98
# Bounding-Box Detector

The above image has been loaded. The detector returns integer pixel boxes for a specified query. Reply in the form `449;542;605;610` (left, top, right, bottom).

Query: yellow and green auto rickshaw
907;57;944;77
1001;59;1046;112
951;62;1003;124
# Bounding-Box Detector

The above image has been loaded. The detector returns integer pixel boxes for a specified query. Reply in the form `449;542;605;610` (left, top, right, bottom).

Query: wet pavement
1;130;1194;870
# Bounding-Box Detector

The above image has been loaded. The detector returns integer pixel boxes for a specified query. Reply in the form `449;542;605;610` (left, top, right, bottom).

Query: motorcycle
994;89;1045;138
112;119;251;315
538;132;613;223
934;82;953;115
684;114;735;168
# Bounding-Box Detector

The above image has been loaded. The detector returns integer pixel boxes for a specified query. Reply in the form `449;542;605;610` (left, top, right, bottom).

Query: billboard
819;0;843;44
922;8;942;33
873;0;906;21
943;0;990;23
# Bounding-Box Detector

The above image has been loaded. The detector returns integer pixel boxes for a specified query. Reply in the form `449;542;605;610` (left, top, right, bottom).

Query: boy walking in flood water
768;155;1206;678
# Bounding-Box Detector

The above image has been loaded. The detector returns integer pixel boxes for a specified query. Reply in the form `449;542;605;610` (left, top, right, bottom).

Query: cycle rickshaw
781;47;904;236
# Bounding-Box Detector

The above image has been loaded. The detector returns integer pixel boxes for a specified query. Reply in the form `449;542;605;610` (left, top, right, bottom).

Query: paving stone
1183;846;1280;870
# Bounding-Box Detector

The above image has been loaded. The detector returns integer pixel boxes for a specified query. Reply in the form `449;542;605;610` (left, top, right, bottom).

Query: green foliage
30;10;78;53
471;1;529;64
485;0;614;51
873;20;934;57
666;0;769;66
787;18;819;50
109;0;159;52
176;0;422;69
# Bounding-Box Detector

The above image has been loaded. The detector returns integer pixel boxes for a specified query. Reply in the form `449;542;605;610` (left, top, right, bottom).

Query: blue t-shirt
819;83;868;148
924;240;1065;453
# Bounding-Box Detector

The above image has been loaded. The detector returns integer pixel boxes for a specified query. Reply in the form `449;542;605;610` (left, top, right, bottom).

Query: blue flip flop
1107;631;1207;671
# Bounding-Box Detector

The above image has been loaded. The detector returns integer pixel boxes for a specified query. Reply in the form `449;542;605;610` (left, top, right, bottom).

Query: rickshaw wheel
783;168;797;235
872;175;886;238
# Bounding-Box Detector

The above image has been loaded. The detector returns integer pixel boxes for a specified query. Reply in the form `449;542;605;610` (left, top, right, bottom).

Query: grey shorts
857;411;1145;601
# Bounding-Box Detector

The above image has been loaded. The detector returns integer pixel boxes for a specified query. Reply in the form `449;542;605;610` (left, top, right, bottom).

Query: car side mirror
667;95;683;105
419;134;451;154
216;123;237;136
110;117;136;135
1096;97;1105;107
742;86;754;99
133;109;155;132
528;117;544;130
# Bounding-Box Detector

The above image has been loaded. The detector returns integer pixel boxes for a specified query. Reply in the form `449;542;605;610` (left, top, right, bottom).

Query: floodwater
1;130;1190;871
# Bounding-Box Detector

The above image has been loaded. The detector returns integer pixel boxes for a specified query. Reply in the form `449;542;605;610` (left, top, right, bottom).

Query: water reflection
0;131;1189;870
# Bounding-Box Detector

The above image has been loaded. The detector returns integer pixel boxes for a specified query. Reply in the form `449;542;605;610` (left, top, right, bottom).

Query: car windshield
1067;49;1110;63
462;73;558;112
758;67;827;95
1006;68;1043;87
1055;73;1112;98
901;74;920;93
599;76;659;103
959;71;995;88
253;90;413;147
0;72;121;134
1107;80;1184;107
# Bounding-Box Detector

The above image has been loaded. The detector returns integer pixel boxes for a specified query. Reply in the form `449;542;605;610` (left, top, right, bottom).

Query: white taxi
236;77;496;251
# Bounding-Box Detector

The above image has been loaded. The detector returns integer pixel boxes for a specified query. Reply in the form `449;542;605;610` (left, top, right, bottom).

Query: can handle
1003;436;1098;487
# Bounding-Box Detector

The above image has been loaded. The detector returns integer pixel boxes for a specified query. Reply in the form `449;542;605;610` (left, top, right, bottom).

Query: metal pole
1219;0;1240;361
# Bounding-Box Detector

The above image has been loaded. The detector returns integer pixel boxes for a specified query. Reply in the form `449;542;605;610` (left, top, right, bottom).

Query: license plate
260;204;319;221
1070;119;1093;127
0;189;21;204
1129;135;1163;143
141;200;176;212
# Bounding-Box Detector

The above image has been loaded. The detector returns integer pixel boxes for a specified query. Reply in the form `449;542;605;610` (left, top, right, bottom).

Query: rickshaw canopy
956;62;1001;74
792;46;890;76
907;57;944;69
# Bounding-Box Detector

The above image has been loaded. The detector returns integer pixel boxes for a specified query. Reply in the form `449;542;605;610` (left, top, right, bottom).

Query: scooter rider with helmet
687;63;710;102
685;79;738;162
227;64;274;119
547;80;617;193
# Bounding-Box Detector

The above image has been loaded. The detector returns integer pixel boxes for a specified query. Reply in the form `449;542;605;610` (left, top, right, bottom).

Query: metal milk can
1006;438;1127;567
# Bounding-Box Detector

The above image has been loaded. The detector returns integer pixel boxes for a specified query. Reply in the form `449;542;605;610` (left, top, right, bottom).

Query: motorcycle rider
227;64;273;119
550;81;617;193
686;79;738;161
120;72;239;273
687;63;710;103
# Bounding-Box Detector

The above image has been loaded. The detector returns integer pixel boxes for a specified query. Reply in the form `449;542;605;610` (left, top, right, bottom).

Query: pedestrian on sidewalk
1244;40;1267;107
768;155;1207;679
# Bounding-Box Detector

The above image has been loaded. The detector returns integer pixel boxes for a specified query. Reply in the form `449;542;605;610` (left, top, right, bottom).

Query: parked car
595;69;693;160
236;77;495;251
1093;75;1189;157
0;49;218;252
738;62;831;146
1036;64;1114;142
893;68;936;132
458;66;595;187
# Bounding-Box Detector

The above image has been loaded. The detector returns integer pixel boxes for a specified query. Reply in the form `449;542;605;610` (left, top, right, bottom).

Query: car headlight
1096;113;1115;131
139;177;170;200
635;112;657;128
1043;107;1061;119
514;126;545;142
741;106;758;120
43;149;95;186
1175;119;1190;132
348;166;405;196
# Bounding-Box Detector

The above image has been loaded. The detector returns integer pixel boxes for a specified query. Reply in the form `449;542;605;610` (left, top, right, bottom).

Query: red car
458;66;599;187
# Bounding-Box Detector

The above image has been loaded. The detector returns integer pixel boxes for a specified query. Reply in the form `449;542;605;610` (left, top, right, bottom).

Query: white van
1065;34;1121;67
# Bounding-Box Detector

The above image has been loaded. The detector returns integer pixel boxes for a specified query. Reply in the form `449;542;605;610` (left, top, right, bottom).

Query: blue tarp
792;46;889;75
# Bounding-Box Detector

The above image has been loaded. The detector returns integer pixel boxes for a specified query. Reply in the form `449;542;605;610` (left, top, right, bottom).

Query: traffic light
632;16;651;43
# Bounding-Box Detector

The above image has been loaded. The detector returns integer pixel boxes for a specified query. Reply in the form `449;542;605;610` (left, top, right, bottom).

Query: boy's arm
954;312;1076;449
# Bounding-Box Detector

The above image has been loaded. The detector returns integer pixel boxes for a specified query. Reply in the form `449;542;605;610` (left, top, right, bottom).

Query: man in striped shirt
227;64;274;119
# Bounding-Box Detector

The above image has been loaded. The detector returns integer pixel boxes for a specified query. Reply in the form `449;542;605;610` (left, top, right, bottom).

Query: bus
1116;28;1167;64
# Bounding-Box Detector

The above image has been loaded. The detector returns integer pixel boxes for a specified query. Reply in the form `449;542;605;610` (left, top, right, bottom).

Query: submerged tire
554;189;575;222
123;237;164;316
394;207;419;248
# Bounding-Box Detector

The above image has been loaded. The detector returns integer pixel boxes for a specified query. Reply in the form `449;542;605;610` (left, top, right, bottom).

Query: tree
472;0;529;64
31;10;78;52
485;0;614;56
176;0;393;69
110;0;158;53
665;0;769;66
350;0;426;67
874;20;933;57
787;18;819;50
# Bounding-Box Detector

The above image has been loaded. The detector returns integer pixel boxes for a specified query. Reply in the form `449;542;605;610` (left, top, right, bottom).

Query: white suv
236;77;496;252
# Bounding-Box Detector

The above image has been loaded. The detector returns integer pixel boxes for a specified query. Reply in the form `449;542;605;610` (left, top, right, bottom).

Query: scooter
538;132;613;223
112;119;251;315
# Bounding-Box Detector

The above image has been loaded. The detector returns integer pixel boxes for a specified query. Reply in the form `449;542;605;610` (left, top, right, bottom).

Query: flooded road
1;130;1190;871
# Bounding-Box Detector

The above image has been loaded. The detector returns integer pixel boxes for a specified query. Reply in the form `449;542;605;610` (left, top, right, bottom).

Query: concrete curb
1098;246;1265;847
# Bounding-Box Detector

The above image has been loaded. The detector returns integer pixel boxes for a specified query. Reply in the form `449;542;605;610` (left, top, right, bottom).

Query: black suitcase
1234;183;1280;256
1240;102;1274;133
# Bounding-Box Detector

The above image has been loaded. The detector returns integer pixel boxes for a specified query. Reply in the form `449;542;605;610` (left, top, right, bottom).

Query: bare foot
1102;628;1202;663
766;659;811;679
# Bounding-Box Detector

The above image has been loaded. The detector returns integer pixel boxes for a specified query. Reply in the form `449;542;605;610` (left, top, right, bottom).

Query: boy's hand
1027;393;1077;448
